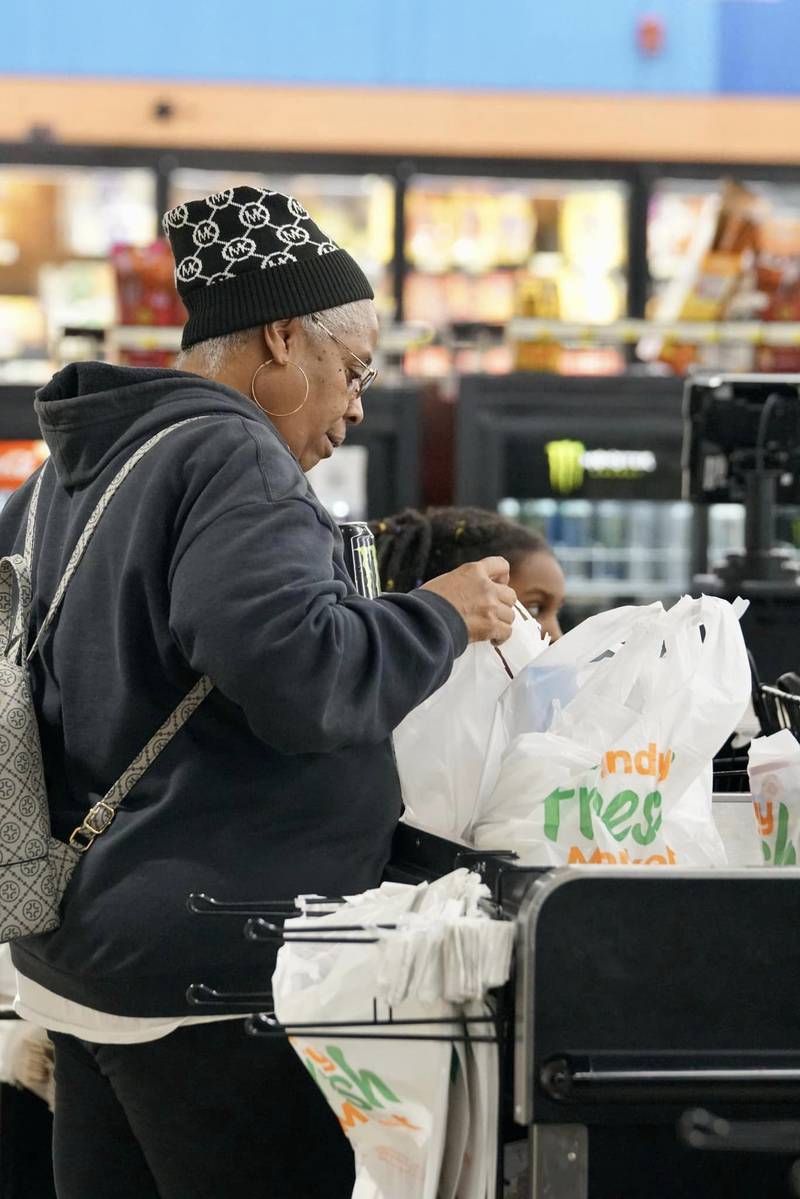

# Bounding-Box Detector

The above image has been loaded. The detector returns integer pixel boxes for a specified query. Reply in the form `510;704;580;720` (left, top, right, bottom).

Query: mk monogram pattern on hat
163;188;339;290
162;185;374;349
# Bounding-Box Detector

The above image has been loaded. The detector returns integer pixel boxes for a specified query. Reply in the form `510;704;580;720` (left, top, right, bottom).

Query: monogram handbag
0;418;213;942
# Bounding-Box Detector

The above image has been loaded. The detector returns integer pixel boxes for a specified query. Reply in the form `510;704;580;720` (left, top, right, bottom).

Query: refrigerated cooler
0;164;157;367
645;174;800;373
403;174;628;327
454;372;780;616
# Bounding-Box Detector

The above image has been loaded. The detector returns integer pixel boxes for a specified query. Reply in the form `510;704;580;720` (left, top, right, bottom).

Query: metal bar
185;983;273;1007
541;1057;800;1105
154;154;173;226
187;893;302;918
680;1108;800;1156
626;165;650;320
187;892;344;917
762;686;800;705
246;1024;497;1044
572;1069;800;1084
689;504;709;581
243;916;401;943
248;1012;497;1032
392;169;408;322
249;934;380;945
249;921;400;935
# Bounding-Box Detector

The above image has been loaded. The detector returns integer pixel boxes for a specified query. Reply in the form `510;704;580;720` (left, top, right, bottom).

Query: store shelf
108;326;183;352
507;317;800;347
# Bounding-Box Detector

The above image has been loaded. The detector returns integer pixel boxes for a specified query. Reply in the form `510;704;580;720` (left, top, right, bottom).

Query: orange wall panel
2;77;800;164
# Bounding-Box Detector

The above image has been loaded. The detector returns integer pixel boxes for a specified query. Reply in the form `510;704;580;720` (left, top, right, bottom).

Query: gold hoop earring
250;359;310;417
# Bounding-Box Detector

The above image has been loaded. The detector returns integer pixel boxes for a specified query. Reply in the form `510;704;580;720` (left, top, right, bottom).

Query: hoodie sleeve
168;492;467;755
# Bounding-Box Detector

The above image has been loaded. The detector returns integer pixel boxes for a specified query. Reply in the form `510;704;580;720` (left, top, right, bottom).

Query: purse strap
69;673;214;853
28;418;210;661
22;417;216;854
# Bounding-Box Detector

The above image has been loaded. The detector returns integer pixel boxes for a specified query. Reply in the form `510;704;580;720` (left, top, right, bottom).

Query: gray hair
176;300;373;376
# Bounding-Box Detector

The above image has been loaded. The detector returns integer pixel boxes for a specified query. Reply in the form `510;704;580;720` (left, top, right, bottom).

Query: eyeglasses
312;315;378;399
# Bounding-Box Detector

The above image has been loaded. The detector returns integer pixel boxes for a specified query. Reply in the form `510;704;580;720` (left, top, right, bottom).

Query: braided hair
369;507;551;593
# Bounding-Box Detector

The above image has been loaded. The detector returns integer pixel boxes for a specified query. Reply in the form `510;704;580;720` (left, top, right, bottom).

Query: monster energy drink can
338;522;381;598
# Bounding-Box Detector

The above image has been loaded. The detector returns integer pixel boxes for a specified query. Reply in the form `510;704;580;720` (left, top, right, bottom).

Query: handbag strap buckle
69;800;117;854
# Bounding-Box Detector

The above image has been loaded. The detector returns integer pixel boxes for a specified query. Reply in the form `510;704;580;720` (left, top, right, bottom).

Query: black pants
49;1021;355;1199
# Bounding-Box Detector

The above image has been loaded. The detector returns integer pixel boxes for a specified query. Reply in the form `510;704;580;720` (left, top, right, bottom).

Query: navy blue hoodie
4;364;465;1016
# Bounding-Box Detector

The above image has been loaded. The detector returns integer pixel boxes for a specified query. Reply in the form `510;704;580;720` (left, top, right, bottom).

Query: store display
0;158;798;390
504;497;696;599
110;241;185;367
111;242;185;329
0;440;48;495
646;176;800;373
404;176;627;360
0;440;50;515
457;374;700;606
0;167;156;364
0;298;46;362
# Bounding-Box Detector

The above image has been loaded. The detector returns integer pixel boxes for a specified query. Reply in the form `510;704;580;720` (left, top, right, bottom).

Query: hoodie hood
35;362;270;489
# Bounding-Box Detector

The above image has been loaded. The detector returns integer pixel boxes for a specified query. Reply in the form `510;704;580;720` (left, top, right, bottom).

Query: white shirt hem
14;972;244;1044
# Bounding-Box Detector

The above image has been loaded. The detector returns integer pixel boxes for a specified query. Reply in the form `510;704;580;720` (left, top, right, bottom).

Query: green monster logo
545;440;586;495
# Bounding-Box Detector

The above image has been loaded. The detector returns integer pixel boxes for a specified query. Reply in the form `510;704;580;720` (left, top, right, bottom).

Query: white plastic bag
748;728;800;866
472;596;750;866
438;1039;470;1199
289;1003;454;1199
273;913;455;1199
474;604;662;811
457;999;498;1199
272;873;514;1199
393;607;546;840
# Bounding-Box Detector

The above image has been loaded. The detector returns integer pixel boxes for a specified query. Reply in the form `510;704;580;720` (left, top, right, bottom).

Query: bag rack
187;849;800;1198
188;877;511;1198
714;659;800;795
185;654;800;1197
186;890;506;1046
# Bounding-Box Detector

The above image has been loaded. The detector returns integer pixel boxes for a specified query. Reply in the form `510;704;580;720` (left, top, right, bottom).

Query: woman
372;506;566;642
0;188;517;1199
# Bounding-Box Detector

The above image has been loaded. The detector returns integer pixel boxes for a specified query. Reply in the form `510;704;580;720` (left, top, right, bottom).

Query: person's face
510;550;566;642
261;307;379;471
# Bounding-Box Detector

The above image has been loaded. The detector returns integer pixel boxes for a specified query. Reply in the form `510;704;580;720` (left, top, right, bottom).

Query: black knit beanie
162;187;375;350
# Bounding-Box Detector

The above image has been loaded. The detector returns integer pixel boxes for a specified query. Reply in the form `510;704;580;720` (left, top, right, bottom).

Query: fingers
492;584;518;627
494;603;515;628
471;566;516;643
490;592;516;643
495;584;517;614
479;556;511;584
490;621;513;645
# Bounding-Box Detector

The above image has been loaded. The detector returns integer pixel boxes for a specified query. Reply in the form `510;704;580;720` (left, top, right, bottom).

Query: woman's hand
421;558;517;644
